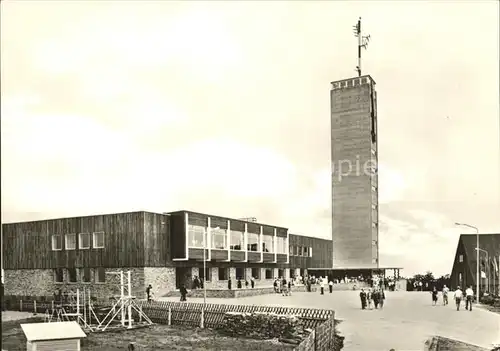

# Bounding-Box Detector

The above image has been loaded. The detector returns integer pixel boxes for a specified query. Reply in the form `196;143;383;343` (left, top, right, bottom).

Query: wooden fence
4;296;338;350
140;300;333;330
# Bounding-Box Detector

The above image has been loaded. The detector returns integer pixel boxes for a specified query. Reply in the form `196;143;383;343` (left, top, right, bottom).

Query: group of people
432;285;475;311
273;277;292;296
359;288;386;309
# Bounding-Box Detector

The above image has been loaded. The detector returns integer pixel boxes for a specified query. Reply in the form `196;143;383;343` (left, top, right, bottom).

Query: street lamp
455;222;480;304
203;226;220;306
476;248;489;294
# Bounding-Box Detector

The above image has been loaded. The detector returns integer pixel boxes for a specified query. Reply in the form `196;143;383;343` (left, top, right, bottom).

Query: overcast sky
2;1;499;277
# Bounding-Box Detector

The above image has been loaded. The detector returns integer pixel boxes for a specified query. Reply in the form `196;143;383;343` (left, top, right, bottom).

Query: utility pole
353;17;371;77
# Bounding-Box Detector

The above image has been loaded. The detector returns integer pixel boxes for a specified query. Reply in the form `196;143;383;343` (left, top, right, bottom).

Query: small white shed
20;321;87;351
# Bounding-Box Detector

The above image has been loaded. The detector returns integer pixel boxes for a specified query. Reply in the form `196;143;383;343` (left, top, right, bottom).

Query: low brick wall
164;285;317;298
295;315;341;351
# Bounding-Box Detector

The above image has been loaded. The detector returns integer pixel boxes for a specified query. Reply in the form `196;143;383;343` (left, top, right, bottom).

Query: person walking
251;276;255;289
373;289;380;309
320;278;325;295
367;288;373;309
442;285;449;306
465;285;474;311
146;284;153;302
329;280;333;293
379;289;385;309
180;284;188;302
454;286;463;311
431;287;438;306
359;289;367;309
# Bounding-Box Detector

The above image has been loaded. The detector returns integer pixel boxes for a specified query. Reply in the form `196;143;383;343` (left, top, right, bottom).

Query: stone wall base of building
4;267;153;300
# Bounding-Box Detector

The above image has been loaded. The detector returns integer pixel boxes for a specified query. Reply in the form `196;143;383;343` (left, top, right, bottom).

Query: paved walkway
160;291;500;350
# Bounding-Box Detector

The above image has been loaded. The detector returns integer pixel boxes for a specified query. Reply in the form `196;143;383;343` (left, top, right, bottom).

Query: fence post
200;309;204;329
20;299;23;312
168;307;171;326
314;327;318;351
34;300;37;313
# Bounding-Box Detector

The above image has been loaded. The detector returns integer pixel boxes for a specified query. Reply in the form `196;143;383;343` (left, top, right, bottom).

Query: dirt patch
2;318;296;351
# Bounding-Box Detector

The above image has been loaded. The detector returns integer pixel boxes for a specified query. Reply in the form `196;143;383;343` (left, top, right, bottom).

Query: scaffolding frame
44;270;153;333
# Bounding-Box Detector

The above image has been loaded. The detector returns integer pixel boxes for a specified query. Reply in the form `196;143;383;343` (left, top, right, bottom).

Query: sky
1;1;499;277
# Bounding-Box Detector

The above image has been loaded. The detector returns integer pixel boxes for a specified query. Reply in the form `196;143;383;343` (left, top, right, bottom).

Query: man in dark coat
359;288;367;309
228;279;232;290
379;289;386;309
237;278;242;289
373;289;380;309
192;276;200;289
146;284;153;302
180;284;188;302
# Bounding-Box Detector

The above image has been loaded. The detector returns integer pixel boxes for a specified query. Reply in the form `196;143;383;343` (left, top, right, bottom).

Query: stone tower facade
330;75;379;269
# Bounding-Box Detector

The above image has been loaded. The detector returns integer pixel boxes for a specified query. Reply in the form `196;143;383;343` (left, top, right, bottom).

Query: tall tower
330;75;379;268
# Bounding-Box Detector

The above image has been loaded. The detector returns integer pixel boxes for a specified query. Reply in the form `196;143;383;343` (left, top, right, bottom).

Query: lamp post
203;226;220;306
476;248;489;294
455;222;480;304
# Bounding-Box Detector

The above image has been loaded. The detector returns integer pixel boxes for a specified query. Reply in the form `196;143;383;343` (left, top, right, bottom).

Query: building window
309;247;313;257
265;268;273;279
67;268;77;283
235;267;245;280
53;268;63;283
251;268;260;279
247;233;259;252
200;267;211;282
275;237;286;254
262;235;274;253
297;246;302;256
188;224;206;248
80;268;91;283
278;269;284;278
230;230;244;250
92;232;105;248
95;267;106;283
79;233;90;249
218;268;228;280
211;227;227;250
459;254;464;263
65;234;76;250
51;235;62;251
289;245;294;255
302;246;308;256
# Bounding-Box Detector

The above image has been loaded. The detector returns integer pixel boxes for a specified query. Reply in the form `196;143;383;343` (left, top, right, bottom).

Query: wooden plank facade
3;210;332;271
2;212;146;269
289;234;333;269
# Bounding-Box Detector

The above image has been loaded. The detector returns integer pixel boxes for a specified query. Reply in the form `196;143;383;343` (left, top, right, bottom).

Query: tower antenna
352;17;371;77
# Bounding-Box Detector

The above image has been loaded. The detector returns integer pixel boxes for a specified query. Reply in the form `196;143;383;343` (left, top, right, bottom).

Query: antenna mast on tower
353;17;371;77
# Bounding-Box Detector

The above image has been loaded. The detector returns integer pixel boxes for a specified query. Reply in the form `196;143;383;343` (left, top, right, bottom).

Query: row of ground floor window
3;266;308;299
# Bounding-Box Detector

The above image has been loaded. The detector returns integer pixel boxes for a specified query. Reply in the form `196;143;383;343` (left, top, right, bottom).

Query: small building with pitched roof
450;233;500;295
21;321;87;351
